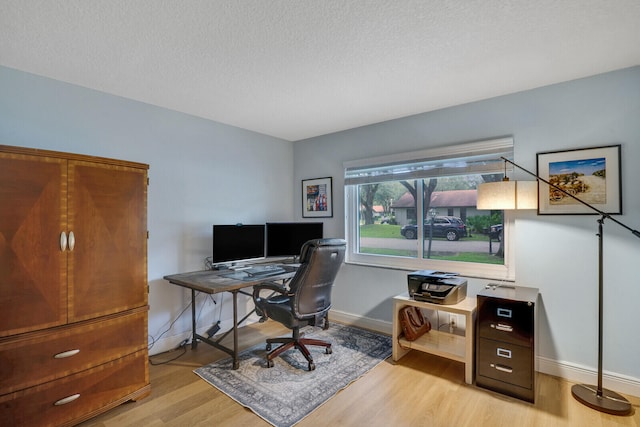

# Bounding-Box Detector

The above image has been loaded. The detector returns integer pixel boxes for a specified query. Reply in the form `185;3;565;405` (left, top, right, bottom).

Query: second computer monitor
266;222;323;258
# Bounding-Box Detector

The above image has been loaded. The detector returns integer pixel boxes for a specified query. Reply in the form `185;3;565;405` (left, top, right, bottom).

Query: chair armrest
252;282;290;300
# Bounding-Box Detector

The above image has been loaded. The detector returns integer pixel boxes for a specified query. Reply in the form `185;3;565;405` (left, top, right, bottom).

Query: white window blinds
344;137;514;185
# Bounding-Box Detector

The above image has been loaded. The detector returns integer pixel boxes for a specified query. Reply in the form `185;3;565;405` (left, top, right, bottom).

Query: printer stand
392;293;477;384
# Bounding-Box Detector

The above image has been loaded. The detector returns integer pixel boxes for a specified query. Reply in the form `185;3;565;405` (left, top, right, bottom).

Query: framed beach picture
536;145;622;215
302;177;333;218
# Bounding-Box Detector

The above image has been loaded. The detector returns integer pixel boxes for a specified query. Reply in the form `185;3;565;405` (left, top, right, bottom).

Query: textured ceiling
2;1;640;141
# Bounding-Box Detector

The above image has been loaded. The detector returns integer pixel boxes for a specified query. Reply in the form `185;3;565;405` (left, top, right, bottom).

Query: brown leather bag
399;306;431;341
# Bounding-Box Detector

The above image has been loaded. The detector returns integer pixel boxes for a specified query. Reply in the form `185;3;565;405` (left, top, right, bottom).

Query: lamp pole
426;208;437;258
499;156;640;415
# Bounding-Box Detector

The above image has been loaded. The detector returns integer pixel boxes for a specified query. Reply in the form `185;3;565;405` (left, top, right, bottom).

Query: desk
163;266;297;369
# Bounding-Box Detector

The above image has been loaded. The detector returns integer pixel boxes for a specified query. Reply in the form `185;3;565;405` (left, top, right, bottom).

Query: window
344;137;515;279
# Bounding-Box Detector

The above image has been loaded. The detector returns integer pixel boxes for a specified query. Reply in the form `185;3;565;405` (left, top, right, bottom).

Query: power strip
206;321;221;338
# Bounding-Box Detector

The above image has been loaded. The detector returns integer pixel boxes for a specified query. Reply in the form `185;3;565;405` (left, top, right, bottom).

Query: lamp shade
477;180;537;210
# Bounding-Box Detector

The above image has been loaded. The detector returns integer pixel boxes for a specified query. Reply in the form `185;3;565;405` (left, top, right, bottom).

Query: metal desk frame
163;266;296;369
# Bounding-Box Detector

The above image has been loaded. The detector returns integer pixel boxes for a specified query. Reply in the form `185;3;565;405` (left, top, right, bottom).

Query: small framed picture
302;177;333;218
536;145;622;215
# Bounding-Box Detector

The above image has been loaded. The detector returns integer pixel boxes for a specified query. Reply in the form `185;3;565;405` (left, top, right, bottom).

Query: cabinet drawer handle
496;348;512;359
68;231;75;251
497;308;512;318
493;323;513;332
491;363;513;374
60;232;67;251
54;349;80;359
54;394;80;406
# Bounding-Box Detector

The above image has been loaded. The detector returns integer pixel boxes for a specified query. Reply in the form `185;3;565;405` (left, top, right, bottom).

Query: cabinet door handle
68;231;75;251
54;394;80;406
54;349;80;359
60;232;68;251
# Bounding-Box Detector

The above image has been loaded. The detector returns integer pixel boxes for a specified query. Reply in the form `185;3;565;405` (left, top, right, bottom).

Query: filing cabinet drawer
477;338;533;389
0;309;147;395
477;295;533;347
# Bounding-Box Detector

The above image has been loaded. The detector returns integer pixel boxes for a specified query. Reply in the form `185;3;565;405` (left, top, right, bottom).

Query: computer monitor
212;224;265;265
266;222;323;259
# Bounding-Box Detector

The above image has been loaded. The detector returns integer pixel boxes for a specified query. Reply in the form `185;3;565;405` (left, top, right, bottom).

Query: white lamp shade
515;181;538;210
477;180;538;210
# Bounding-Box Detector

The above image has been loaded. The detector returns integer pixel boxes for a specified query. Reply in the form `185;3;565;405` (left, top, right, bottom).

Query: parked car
400;216;468;241
489;224;503;241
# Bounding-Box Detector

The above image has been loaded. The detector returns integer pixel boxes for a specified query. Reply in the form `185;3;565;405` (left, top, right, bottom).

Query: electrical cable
148;291;212;364
149;344;187;365
147;300;193;352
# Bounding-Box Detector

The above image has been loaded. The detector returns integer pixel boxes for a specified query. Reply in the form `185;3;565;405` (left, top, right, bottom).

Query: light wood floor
81;321;640;427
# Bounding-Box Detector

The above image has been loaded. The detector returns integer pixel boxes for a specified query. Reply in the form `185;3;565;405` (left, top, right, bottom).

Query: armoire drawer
477;295;533;347
0;350;149;427
477;337;533;389
0;308;147;395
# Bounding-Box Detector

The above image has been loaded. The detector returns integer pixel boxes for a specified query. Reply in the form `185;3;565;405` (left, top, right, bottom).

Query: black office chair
252;238;346;371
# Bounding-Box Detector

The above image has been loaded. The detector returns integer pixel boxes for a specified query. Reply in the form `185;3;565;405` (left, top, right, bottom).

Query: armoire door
0;152;68;336
67;160;148;322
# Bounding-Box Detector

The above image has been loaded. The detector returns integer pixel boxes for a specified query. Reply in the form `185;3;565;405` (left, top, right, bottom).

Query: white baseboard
148;333;189;356
330;309;640;399
329;309;393;335
537;356;640;398
148;317;249;356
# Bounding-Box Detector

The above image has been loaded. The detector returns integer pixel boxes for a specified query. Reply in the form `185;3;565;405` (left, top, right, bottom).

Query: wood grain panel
0;152;67;337
68;161;148;321
0;350;149;427
0;308;148;395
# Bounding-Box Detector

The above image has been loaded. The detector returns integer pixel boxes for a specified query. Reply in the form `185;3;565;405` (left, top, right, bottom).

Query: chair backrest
289;238;346;319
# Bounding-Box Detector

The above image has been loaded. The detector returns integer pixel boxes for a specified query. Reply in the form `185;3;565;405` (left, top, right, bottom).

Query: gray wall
0;65;295;353
294;66;640;392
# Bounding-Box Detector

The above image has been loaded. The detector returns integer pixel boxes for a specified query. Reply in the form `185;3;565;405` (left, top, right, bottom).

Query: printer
407;270;467;305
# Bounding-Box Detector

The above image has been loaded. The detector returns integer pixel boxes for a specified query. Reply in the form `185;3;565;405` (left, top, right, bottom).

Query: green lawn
358;224;503;264
359;247;504;264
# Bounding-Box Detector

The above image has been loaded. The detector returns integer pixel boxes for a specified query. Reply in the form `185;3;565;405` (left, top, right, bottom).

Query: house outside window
344;137;515;279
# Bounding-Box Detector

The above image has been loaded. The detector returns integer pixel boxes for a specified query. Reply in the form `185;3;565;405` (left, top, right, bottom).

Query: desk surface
163;265;297;294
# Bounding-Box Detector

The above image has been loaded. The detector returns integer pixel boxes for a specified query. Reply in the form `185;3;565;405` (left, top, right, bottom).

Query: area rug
194;323;392;427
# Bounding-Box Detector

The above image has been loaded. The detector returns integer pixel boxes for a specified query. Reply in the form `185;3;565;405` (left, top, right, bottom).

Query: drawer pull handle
54;394;80;406
494;323;513;332
492;364;513;374
497;308;512;318
54;349;80;359
497;348;512;358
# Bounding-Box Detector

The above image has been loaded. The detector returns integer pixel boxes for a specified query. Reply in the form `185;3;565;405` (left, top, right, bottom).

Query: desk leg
231;290;239;369
191;289;198;349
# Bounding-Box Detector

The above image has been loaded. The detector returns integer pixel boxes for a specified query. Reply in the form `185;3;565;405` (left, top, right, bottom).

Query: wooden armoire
0;145;150;426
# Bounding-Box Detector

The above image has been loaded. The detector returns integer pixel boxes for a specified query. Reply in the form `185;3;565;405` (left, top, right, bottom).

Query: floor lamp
477;157;640;416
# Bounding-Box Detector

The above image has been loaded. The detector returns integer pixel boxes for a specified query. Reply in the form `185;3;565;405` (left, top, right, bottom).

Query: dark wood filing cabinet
476;284;538;403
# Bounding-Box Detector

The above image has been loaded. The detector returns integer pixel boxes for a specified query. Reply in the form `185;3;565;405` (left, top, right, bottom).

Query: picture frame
302;177;333;218
536;145;622;215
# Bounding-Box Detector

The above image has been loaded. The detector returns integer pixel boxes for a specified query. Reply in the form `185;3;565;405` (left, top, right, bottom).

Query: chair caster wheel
267;359;274;368
266;343;272;351
326;346;332;355
308;362;315;371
